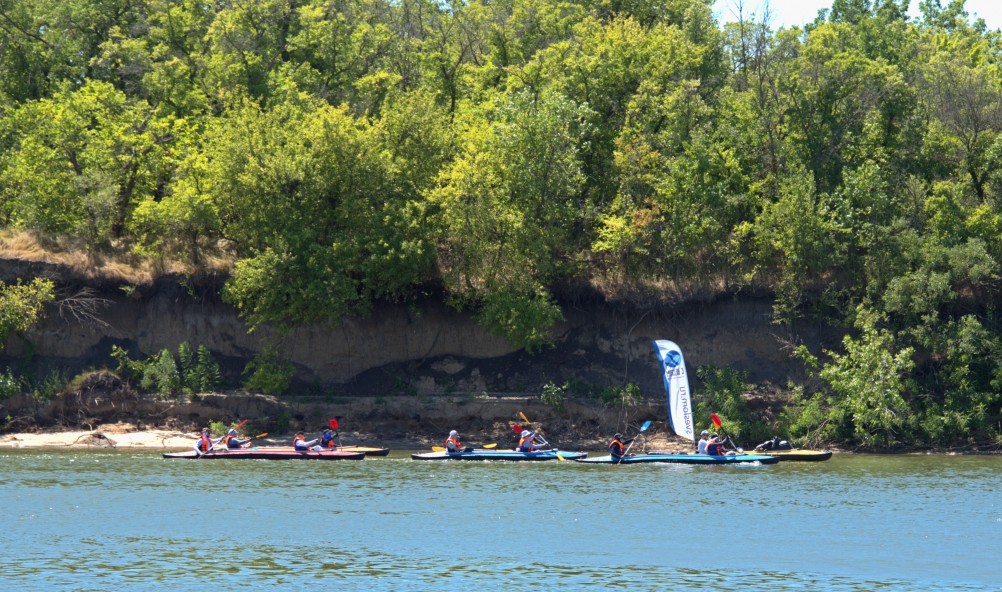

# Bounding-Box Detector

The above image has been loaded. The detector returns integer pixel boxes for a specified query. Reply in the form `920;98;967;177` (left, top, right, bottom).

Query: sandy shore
0;423;209;449
0;423;441;451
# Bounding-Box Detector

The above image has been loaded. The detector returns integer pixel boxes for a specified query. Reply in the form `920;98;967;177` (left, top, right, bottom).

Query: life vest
320;436;336;449
293;435;306;450
446;435;462;452
225;434;241;449
707;441;725;456
609;438;625;457
196;434;214;452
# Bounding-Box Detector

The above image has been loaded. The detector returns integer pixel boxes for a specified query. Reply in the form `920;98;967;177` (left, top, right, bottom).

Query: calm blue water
0;450;999;591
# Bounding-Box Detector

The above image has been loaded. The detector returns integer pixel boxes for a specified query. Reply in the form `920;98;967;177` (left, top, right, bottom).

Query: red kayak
163;447;365;460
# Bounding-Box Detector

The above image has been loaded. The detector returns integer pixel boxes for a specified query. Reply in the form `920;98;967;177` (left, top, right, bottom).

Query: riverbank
0;421;692;453
0;386;697;452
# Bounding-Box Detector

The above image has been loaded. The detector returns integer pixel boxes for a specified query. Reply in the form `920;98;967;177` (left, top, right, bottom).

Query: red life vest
225;434;239;448
197;434;212;452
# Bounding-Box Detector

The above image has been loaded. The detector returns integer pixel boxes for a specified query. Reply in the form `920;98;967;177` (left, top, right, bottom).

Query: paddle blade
519;412;530;424
711;413;722;429
555;450;565;461
640;420;652;432
432;446;446;452
512;424;522;433
483;443;497;449
329;418;339;430
254;433;268;439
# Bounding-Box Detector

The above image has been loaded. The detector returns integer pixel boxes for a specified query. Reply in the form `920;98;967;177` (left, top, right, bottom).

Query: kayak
744;449;832;462
334;445;390;457
575;452;779;465
163;447;365;460
244;445;389;457
410;449;587;461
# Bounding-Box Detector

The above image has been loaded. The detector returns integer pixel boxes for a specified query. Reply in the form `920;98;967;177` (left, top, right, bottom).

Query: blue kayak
411;449;587;461
574;452;778;465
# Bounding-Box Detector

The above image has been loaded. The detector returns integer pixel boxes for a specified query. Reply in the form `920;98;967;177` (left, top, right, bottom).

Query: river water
1;449;998;591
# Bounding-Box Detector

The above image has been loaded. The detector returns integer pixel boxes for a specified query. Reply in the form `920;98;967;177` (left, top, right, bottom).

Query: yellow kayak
746;449;832;462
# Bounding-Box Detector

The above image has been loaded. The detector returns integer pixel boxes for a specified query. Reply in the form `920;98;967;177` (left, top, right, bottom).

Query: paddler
193;428;222;456
224;428;250;449
697;430;710;454
706;433;730;456
517;429;541;452
609;433;627;461
293;432;323;452
445;430;463;453
320;429;338;449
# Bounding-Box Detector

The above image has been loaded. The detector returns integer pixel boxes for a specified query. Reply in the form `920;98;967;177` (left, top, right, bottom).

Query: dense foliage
2;0;1001;447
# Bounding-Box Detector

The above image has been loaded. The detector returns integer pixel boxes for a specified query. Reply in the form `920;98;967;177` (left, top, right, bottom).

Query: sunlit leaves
429;88;591;347
0;81;182;248
0;278;55;346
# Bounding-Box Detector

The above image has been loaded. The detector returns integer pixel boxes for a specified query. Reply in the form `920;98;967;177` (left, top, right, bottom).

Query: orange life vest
197;434;212;452
446;435;462;451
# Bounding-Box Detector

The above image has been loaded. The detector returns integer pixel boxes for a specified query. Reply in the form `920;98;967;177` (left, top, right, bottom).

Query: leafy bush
540;381;567;410
242;347;295;395
112;343;222;396
599;383;641;407
140;349;182;397
31;368;66;402
695;365;756;443
0;370;23;400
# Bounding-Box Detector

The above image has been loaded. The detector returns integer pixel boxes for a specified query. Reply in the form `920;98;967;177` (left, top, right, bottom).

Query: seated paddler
293;432;323;452
445;430;464;453
224;428;250;449
193;427;222;455
609;433;633;460
320;429;338;449
518;429;547;452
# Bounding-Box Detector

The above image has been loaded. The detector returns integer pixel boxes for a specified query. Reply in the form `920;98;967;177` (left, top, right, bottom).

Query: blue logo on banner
665;350;682;368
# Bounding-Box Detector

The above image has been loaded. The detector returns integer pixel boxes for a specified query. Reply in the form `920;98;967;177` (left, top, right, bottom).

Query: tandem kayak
575;453;779;465
163;447;365;460
410;449;587;461
744;449;832;462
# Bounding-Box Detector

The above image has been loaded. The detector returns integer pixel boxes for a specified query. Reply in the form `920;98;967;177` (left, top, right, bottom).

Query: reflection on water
0;450;999;591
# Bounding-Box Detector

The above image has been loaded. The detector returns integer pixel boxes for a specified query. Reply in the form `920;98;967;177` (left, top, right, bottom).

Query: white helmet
228;429;237;435
521;430;530;438
449;430;458;437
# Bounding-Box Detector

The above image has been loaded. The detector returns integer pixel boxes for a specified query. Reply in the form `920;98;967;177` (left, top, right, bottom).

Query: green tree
0;81;182;249
429;88;592;349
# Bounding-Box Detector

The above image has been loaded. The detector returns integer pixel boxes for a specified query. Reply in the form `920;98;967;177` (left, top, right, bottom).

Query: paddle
242;432;268;448
617;420;652;465
710;413;743;453
329;418;344;447
201;419;247;457
518;412;564;461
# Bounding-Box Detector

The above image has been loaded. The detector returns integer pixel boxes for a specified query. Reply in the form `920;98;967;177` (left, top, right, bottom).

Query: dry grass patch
0;229;233;285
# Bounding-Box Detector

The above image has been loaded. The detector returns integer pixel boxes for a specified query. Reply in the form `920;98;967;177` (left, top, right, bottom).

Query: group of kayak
163;419;390;460
163;415;832;464
413;425;829;463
